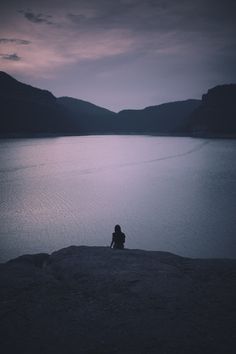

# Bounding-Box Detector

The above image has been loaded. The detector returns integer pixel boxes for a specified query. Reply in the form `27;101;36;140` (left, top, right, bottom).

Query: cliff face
0;246;235;354
189;84;236;135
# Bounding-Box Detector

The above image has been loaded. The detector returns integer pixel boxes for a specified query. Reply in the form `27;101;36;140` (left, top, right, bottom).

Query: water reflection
0;136;235;261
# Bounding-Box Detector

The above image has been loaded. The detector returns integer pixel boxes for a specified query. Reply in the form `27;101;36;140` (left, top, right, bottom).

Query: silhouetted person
110;225;125;249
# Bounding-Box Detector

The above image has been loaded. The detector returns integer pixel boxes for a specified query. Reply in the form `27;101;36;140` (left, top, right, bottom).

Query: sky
0;0;236;111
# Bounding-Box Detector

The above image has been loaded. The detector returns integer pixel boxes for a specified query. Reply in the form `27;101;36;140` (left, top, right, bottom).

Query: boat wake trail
78;140;210;175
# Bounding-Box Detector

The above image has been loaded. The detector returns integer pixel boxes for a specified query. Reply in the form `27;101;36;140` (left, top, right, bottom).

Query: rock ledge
1;246;236;354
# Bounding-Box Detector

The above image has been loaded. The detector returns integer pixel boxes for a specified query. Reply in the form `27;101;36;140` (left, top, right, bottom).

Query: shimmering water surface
0;136;235;262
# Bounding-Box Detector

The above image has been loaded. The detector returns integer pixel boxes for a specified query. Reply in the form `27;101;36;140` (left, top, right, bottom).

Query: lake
0;135;235;262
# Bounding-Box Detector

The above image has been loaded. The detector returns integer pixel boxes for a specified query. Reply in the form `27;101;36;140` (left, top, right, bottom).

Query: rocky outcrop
0;246;235;354
189;84;236;136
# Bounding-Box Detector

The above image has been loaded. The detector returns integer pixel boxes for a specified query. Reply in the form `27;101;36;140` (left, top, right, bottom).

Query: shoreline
2;245;236;265
1;132;236;140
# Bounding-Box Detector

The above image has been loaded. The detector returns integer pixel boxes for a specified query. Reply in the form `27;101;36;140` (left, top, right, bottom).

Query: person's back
112;231;125;249
110;225;125;249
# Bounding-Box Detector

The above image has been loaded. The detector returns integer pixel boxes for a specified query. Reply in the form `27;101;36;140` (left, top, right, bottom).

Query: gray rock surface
0;246;236;354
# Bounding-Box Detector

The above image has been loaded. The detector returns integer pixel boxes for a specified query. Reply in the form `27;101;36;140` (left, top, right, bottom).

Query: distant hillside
0;71;54;103
0;72;118;136
117;100;201;134
57;96;117;133
0;71;235;137
188;84;236;136
0;71;79;135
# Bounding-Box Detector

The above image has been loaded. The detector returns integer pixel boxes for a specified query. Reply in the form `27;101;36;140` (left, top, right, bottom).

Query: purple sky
0;0;236;111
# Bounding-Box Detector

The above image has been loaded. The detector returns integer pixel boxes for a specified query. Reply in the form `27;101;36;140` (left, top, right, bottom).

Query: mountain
188;84;236;136
0;71;78;135
0;72;118;136
57;96;117;133
0;71;235;137
58;97;200;134
0;71;54;103
117;99;201;134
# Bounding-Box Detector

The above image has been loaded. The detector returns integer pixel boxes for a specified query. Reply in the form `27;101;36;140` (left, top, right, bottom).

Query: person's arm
110;234;114;248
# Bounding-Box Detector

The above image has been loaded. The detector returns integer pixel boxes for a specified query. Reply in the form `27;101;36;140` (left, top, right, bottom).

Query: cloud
22;11;53;25
1;0;235;79
0;0;235;109
0;38;31;45
65;0;236;34
0;53;21;61
67;13;87;23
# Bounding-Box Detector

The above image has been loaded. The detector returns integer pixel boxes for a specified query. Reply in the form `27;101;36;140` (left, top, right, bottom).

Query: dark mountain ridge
0;71;55;104
0;71;76;135
57;96;117;133
58;96;115;117
188;84;236;136
0;71;235;137
117;99;201;133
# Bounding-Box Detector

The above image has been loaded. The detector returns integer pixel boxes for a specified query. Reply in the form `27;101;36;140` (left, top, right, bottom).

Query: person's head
114;224;121;233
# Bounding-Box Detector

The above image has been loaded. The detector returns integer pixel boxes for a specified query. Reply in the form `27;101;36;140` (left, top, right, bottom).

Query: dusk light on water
0;1;236;353
1;136;235;262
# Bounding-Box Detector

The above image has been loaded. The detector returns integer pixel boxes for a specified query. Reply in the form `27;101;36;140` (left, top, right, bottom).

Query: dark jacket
111;232;125;249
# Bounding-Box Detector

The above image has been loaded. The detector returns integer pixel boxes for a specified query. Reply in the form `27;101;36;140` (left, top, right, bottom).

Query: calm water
0;136;236;262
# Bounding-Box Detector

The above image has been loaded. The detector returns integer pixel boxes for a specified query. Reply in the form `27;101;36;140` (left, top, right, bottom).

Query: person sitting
110;224;125;249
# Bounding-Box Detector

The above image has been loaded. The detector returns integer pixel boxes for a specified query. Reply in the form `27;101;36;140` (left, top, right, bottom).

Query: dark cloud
0;53;21;61
0;38;30;45
22;11;53;25
65;0;236;34
67;13;87;24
